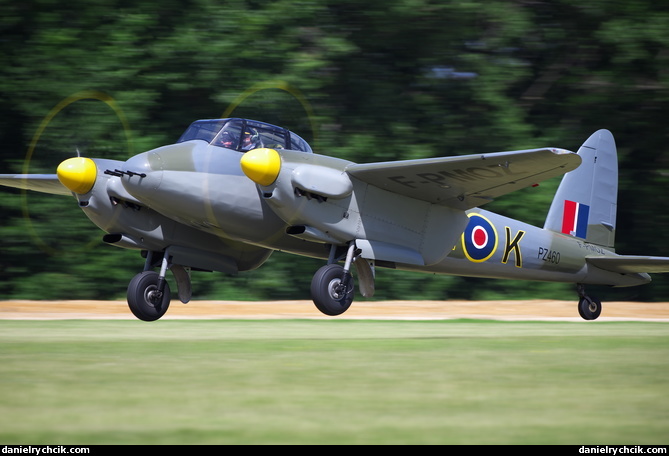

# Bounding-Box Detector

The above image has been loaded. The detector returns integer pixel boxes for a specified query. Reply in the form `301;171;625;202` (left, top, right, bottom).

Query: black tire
310;264;354;316
578;296;602;320
127;271;171;321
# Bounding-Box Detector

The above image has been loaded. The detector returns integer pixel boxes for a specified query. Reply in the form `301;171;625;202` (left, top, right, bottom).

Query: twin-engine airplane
2;118;669;321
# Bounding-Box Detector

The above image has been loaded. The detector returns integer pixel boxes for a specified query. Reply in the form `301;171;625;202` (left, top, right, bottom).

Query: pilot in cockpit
218;131;236;149
241;131;260;151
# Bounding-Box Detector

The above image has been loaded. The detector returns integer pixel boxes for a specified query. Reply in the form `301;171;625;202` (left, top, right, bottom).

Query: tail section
544;129;618;249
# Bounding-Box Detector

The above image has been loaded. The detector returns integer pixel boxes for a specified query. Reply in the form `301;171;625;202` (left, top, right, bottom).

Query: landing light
57;157;97;194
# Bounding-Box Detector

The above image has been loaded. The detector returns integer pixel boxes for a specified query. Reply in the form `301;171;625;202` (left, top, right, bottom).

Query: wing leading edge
0;174;72;196
346;148;581;209
586;255;669;274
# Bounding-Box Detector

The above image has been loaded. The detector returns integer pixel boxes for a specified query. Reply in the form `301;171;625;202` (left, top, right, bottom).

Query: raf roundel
462;213;498;262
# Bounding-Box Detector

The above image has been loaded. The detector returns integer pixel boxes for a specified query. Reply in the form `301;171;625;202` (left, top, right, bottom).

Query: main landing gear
310;242;373;316
311;263;354;315
127;270;171;321
127;249;191;321
576;283;602;320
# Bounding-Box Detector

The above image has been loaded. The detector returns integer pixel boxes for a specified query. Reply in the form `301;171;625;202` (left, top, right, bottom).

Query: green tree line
1;0;668;302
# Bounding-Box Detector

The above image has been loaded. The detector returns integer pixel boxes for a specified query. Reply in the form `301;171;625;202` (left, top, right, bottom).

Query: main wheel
310;264;354;316
127;271;171;321
578;295;602;320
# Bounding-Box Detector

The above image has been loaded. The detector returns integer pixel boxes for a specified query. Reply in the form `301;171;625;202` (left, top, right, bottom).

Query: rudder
544;129;618;249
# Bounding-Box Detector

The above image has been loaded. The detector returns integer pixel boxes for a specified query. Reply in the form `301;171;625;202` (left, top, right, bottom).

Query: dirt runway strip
1;299;669;321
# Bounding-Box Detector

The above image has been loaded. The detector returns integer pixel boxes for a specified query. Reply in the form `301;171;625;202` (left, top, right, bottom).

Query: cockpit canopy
177;118;313;153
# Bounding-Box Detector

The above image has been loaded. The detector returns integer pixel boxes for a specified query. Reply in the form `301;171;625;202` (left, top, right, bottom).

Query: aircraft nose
57;157;97;194
240;148;281;186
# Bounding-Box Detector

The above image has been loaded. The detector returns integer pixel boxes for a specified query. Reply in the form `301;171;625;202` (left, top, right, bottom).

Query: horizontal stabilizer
0;174;72;196
586;255;669;274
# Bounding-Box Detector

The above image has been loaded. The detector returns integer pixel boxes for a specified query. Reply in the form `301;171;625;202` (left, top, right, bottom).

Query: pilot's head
219;131;234;148
242;132;252;146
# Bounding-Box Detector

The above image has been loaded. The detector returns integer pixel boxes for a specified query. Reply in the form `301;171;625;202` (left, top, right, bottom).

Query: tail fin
544;129;618;249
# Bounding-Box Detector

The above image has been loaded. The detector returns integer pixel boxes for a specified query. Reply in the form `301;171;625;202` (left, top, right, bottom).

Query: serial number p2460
538;247;560;264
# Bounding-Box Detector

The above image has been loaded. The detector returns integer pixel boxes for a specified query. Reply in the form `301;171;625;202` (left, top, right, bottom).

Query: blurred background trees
1;0;668;301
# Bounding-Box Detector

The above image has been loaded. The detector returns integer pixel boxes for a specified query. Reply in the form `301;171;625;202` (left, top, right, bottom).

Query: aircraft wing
586;255;669;274
0;174;72;196
345;148;581;209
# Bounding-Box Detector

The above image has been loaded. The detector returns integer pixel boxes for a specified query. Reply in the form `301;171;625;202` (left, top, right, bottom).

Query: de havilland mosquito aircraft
2;117;669;321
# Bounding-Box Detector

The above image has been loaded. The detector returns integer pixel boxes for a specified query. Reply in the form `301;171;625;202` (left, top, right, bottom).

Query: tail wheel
127;271;171;321
311;264;354;316
578;296;602;320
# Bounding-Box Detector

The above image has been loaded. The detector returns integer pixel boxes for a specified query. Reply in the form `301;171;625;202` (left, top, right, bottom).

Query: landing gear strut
577;283;602;320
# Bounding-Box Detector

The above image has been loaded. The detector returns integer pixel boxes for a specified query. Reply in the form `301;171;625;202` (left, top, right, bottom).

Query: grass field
0;319;667;445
